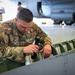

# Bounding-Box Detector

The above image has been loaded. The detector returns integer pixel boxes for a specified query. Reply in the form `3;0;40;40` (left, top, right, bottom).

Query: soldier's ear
14;18;18;22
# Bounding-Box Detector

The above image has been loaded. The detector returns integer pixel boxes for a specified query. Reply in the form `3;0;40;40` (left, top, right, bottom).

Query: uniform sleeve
5;47;25;63
0;25;25;63
36;25;52;46
0;35;25;63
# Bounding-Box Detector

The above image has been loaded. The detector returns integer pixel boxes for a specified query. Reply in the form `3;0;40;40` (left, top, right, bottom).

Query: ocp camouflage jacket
0;19;52;63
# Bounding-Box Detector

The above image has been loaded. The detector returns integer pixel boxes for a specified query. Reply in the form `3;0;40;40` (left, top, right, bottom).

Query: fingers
32;45;39;53
23;44;39;55
43;49;52;58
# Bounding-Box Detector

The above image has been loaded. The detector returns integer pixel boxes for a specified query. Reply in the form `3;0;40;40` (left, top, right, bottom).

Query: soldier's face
15;18;33;34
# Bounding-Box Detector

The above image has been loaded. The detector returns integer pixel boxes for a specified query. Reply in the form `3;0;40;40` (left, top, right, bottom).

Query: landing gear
64;20;74;25
54;20;62;24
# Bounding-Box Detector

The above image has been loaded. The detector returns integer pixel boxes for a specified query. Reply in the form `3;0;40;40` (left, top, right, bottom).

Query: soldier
0;8;52;73
17;1;24;13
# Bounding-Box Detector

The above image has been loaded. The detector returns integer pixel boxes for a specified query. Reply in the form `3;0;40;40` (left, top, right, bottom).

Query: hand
39;44;52;58
23;44;39;55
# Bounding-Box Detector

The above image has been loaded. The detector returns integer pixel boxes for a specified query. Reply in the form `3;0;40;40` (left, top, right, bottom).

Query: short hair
16;8;33;22
18;2;21;5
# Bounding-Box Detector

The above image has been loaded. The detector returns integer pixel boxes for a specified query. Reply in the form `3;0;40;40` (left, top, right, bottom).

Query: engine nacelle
24;0;75;25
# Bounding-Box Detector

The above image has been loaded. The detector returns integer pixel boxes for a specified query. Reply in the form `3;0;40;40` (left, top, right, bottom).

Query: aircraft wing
0;50;75;75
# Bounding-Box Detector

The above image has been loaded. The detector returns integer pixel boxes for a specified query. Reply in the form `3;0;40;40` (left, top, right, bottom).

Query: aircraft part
0;39;75;75
25;0;45;17
24;0;75;25
64;20;74;25
50;13;73;21
0;50;75;75
42;0;51;17
42;0;75;25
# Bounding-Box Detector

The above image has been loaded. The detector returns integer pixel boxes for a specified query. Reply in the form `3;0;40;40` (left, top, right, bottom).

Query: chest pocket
8;34;19;46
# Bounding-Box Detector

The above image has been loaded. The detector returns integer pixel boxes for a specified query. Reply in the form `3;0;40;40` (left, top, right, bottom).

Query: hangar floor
33;18;75;44
40;25;75;44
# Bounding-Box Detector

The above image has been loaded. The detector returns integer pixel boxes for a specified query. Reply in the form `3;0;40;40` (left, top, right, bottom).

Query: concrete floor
40;25;75;44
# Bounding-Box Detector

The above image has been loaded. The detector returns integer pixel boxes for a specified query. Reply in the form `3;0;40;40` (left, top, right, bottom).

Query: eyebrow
19;25;26;28
19;24;31;28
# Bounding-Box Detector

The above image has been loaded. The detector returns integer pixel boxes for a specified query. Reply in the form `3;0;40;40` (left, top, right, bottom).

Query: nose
24;28;30;33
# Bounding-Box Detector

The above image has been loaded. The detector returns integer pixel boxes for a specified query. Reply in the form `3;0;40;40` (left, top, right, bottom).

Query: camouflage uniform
0;19;52;63
17;6;24;11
